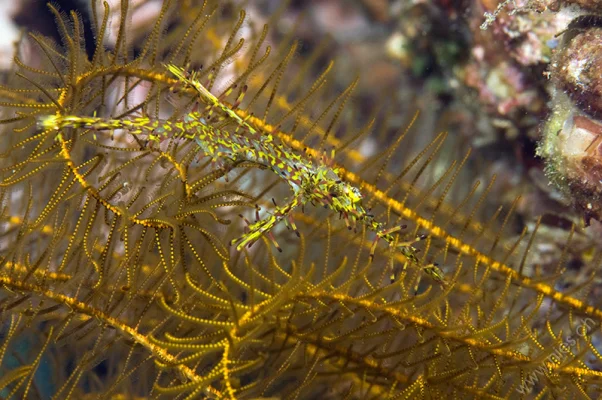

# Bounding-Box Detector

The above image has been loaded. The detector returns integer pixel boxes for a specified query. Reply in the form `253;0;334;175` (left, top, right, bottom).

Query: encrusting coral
1;0;602;399
477;1;602;225
538;13;602;223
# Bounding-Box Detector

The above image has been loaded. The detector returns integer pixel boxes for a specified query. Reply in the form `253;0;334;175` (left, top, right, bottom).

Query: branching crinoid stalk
2;0;602;399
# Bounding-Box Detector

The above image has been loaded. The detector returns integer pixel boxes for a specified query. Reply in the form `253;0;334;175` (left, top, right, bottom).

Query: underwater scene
1;0;602;398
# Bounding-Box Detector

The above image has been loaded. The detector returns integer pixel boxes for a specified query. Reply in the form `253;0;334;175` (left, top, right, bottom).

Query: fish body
38;64;446;286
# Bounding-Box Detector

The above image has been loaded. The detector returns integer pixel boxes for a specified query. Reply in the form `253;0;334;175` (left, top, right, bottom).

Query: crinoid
1;0;602;399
